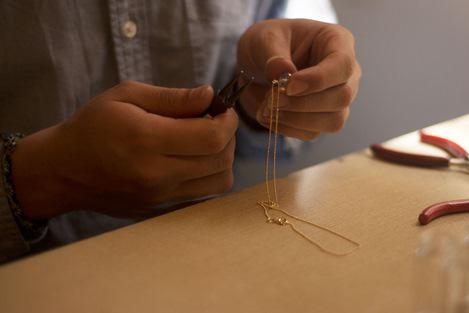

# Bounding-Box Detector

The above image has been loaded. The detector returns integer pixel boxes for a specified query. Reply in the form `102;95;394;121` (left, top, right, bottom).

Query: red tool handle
420;131;468;159
370;144;450;168
419;199;469;225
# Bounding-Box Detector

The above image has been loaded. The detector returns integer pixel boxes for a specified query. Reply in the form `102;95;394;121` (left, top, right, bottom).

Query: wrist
1;133;48;244
11;124;71;220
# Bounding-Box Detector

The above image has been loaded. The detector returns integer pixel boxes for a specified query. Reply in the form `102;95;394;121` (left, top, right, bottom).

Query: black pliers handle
204;71;254;117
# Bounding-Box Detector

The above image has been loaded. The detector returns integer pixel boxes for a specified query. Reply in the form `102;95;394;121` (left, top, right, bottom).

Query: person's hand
11;81;238;219
237;19;361;140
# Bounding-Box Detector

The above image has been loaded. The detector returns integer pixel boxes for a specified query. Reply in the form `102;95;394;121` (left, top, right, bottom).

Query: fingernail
287;79;309;96
190;85;212;100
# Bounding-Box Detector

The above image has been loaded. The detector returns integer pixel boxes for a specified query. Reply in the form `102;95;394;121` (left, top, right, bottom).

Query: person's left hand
237;19;361;140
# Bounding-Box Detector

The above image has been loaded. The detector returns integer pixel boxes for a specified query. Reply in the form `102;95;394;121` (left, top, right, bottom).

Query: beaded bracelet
1;133;48;244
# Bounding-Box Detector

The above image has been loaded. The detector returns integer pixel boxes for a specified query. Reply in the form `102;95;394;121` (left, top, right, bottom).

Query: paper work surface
1;115;469;313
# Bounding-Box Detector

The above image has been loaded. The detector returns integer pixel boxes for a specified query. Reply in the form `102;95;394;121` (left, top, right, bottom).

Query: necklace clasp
267;217;288;226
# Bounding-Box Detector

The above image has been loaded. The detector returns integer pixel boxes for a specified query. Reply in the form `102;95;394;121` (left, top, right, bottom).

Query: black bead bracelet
1;133;48;244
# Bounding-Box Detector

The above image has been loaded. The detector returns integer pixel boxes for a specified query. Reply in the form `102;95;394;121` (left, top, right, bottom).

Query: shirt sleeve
0;144;29;263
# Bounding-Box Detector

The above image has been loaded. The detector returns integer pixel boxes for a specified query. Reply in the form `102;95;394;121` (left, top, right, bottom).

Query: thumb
249;26;297;82
114;81;214;118
264;56;297;84
155;85;214;118
239;23;297;84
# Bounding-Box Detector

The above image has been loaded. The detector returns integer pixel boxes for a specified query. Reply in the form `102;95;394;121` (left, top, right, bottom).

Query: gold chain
257;77;359;257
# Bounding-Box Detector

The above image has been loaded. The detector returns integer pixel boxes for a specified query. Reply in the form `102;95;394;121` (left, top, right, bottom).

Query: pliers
204;71;254;116
371;131;469;169
370;131;469;225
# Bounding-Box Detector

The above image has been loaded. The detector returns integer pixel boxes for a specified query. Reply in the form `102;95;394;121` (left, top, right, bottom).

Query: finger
141;108;239;155
287;55;357;96
168;136;236;181
110;80;214;118
268;76;359;113
132;136;235;198
171;169;234;202
287;29;357;96
261;108;350;133
139;170;234;209
276;125;320;141
257;117;321;141
240;23;297;84
137;169;234;216
264;56;297;84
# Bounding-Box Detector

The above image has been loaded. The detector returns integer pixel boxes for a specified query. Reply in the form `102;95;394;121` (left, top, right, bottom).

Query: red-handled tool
370;132;469;170
419;199;469;225
420;131;468;160
370;144;451;168
370;131;469;225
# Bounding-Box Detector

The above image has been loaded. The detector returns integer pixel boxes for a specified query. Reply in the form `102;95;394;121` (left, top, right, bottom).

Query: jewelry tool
370;131;469;225
204;70;254;117
419;199;469;225
370;131;469;170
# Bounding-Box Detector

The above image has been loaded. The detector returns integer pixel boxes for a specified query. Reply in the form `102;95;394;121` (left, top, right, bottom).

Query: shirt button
121;20;137;39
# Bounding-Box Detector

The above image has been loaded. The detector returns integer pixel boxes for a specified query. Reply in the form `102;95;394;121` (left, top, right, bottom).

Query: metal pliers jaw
205;71;254;117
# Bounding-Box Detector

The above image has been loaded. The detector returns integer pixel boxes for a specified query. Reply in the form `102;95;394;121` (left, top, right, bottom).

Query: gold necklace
257;74;360;256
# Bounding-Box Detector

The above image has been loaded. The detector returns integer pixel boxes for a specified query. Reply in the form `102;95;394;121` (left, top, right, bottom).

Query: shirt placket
108;0;152;83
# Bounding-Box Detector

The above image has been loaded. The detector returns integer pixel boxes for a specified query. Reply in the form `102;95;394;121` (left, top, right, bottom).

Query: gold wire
258;78;360;257
264;81;276;204
272;81;280;204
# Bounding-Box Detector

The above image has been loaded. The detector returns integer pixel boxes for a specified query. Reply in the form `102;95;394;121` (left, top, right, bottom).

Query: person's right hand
11;81;238;219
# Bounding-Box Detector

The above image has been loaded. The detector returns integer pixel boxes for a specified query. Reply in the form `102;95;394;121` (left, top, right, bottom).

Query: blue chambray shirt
0;0;297;254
